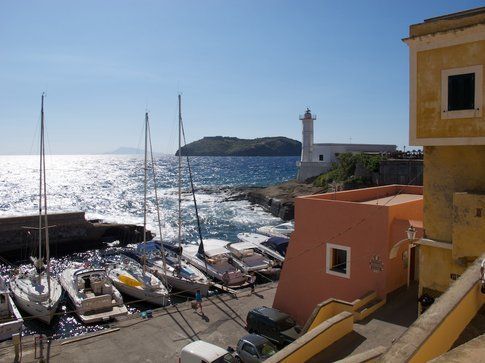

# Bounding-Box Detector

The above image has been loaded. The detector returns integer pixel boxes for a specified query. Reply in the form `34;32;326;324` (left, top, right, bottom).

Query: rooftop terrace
301;185;423;206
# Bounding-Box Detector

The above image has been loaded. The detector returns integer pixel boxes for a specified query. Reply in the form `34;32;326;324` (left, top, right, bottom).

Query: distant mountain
175;136;302;157
105;147;143;155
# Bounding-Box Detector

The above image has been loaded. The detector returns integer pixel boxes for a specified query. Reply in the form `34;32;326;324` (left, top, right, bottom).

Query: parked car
246;307;302;347
236;334;277;363
180;340;235;363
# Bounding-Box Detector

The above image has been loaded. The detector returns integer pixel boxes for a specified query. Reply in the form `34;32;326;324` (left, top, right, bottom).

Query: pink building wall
273;185;423;325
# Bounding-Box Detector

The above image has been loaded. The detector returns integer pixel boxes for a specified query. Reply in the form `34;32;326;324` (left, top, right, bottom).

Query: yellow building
403;7;485;303
266;8;485;363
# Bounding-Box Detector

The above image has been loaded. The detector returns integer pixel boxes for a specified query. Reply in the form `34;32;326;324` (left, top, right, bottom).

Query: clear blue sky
1;1;483;154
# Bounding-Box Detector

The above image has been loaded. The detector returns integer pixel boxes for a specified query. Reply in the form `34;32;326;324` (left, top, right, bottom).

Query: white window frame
441;65;482;119
326;243;351;279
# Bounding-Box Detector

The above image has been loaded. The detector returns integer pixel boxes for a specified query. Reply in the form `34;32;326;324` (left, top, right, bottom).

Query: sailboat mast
38;94;44;277
177;95;182;265
41;94;51;299
143;112;148;274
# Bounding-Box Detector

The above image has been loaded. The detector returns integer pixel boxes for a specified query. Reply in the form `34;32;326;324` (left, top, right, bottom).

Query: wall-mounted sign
370;255;384;272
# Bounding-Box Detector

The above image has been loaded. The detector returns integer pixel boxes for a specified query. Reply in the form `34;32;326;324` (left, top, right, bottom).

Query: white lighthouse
296;107;396;181
299;108;316;162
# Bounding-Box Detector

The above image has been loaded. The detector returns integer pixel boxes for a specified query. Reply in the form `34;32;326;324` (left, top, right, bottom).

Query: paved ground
0;283;277;363
308;284;419;363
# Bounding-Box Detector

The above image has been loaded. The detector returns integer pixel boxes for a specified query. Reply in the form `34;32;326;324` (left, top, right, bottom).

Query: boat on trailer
182;239;247;287
0;279;23;341
60;263;127;324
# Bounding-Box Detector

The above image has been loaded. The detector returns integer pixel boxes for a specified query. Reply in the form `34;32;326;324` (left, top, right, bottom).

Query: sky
0;0;483;155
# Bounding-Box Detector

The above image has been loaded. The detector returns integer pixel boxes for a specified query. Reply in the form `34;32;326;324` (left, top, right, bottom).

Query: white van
180;340;235;363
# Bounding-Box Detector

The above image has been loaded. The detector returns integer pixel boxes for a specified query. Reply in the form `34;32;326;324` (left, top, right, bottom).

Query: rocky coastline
230;180;325;221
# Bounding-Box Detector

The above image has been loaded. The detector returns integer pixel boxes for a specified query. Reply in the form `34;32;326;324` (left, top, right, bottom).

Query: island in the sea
176;136;301;156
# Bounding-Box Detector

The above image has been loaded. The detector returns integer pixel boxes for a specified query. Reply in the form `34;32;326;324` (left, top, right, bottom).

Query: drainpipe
481;259;485;294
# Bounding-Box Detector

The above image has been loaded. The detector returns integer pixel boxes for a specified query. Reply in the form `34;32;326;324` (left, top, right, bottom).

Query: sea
0;154;298;338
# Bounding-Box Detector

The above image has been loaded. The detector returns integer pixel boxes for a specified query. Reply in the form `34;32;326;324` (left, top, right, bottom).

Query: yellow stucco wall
307;300;353;331
423;145;485;242
410;282;485;363
416;40;485;139
278;314;354;363
419;245;455;293
453;192;485;259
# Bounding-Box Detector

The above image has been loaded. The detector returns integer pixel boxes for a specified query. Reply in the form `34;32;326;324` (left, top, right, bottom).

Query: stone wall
0;212;151;258
379;159;423;186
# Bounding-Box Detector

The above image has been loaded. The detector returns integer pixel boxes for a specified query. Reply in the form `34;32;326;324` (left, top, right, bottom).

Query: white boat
226;242;274;273
106;256;169;306
0;278;23;341
60;263;127;324
237;233;287;264
10;266;62;325
182;239;247;287
10;94;62;324
139;242;210;297
257;222;294;238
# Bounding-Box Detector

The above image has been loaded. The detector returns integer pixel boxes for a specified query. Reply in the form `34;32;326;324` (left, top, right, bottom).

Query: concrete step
353;291;377;311
354;298;386;321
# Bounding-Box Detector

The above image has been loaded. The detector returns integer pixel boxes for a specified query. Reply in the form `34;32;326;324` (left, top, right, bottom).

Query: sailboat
10;94;62;324
106;112;170;306
141;95;210;296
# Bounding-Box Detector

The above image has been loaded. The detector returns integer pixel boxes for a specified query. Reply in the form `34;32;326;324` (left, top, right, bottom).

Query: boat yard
0;282;278;362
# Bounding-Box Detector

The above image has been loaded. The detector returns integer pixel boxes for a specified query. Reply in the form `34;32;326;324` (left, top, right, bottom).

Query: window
448;73;475;111
319;154;324;161
442;65;482;119
326;243;351;278
243;343;258;357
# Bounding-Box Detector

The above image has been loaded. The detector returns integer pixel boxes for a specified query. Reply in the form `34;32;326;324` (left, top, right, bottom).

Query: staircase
353;291;386;321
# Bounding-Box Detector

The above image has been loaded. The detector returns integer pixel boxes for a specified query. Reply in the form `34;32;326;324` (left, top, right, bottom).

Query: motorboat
0;278;23;341
226;242;274;274
136;242;210;297
237;233;288;264
257;222;294;238
10;94;62;324
182;239;247;287
106;254;170;306
60;262;127;324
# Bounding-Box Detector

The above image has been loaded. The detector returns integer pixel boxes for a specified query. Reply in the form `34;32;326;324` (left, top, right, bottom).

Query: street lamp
406;226;417;241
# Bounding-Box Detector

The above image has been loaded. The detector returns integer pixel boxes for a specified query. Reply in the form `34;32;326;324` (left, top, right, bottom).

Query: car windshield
258;342;277;358
212;353;235;363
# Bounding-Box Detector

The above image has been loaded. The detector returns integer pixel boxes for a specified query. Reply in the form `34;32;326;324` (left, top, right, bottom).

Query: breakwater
0;212;152;258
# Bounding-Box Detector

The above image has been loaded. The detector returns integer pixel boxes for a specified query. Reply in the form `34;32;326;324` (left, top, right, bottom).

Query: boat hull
10;276;62;325
111;280;169;306
155;270;210;297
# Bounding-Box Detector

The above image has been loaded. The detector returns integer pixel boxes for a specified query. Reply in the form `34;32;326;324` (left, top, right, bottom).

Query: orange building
273;185;423;325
